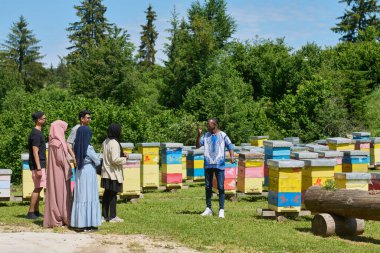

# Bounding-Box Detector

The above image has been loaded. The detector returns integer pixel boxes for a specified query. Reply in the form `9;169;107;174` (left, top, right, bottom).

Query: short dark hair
78;110;91;120
32;111;45;122
209;118;219;126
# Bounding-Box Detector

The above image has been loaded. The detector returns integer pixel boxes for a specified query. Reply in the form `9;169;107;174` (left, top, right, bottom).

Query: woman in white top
101;123;128;222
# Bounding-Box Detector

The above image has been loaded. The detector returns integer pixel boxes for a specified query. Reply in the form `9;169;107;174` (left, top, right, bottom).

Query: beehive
21;153;45;199
121;153;142;196
370;137;380;166
263;140;292;191
335;172;370;190
327;137;354;151
186;149;205;180
354;139;371;153
120;143;134;154
161;143;183;188
0;169;12;199
352;132;371;140
137;143;160;188
267;159;304;212
305;144;329;152
342;150;369;173
250;135;269;147
291;151;318;160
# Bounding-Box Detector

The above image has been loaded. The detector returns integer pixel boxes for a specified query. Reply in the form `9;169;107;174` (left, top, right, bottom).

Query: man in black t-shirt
26;111;47;219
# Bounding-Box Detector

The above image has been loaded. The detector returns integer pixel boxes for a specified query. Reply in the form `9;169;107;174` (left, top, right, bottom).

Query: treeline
0;0;380;183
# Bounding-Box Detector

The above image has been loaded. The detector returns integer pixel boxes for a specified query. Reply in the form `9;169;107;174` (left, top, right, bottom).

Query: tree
332;0;380;42
138;4;158;67
1;15;46;91
68;25;138;104
163;0;236;108
66;0;111;61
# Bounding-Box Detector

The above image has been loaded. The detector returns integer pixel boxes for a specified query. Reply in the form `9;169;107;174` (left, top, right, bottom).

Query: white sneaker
109;216;124;223
201;207;213;216
218;209;225;218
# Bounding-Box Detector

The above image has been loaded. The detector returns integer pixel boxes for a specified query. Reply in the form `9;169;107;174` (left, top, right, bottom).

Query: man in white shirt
67;110;92;168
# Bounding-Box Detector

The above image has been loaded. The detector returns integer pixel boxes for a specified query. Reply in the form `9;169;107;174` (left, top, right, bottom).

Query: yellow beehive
250;135;269;147
121;142;134;154
317;151;343;174
342;163;368;173
140;164;159;188
121;154;142;196
237;177;263;193
370;139;380;166
270;177;302;192
137;143;160;165
22;153;45;199
121;167;141;195
327;137;354;151
335;172;370;190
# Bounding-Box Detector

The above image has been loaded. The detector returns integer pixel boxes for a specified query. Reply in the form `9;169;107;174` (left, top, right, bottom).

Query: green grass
1;184;380;252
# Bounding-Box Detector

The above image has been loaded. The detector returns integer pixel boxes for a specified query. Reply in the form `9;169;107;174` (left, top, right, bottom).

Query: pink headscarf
49;120;69;156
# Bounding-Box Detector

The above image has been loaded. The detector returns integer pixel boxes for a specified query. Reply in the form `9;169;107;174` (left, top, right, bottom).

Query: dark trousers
205;168;225;210
102;189;117;219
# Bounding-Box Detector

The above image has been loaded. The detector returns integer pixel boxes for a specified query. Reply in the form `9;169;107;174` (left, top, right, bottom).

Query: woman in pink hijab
43;120;72;228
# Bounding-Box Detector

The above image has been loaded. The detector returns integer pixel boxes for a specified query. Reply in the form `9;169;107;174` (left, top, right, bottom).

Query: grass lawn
1;183;380;252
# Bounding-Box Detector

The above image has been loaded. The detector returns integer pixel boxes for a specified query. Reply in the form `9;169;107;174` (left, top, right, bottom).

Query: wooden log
304;186;380;221
312;213;365;236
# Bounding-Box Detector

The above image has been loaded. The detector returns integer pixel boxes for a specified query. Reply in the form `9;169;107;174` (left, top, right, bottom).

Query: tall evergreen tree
1;16;46;91
332;0;380;42
163;0;236;108
66;0;111;61
138;4;158;67
2;16;43;73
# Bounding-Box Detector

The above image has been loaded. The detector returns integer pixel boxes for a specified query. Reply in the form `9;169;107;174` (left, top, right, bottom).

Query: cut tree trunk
304;186;380;221
312;213;365;237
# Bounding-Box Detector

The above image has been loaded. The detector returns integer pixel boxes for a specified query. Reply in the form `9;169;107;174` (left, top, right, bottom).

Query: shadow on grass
238;196;267;203
0;201;30;207
176;210;202;215
188;183;205;188
339;235;380;245
295;227;313;233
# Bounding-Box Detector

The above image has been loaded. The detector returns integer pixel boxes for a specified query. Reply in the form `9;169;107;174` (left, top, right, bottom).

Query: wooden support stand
257;208;311;221
312;213;365;237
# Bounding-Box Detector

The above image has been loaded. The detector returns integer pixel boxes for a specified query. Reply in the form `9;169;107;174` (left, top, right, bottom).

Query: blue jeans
205;168;225;210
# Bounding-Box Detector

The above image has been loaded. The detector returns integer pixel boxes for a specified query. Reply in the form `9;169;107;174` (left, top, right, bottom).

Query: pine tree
2;16;43;73
138;4;158;67
66;0;111;61
1;15;46;91
332;0;380;42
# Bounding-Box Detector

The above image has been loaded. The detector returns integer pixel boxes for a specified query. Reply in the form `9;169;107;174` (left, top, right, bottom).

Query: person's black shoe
34;211;43;217
26;212;38;219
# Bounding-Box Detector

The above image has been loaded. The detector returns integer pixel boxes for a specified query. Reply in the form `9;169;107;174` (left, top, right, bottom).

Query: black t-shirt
28;128;46;170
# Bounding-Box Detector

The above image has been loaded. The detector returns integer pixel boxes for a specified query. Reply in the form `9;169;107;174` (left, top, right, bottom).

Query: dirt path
0;226;199;253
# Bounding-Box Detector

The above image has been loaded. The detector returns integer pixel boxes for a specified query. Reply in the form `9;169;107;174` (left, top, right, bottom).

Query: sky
0;0;345;67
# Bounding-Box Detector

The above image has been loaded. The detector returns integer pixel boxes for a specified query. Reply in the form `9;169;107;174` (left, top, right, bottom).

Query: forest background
0;0;380;183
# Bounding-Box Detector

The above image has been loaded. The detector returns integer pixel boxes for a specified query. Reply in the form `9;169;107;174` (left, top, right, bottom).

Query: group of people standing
27;110;127;231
